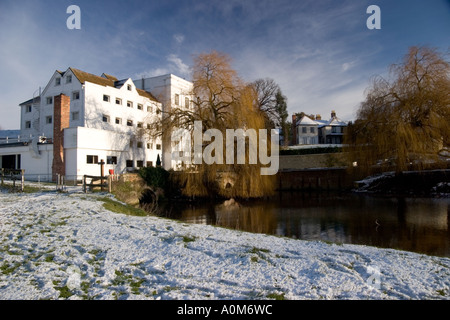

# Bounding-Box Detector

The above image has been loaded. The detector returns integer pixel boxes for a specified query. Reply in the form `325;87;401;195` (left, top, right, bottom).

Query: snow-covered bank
0;190;449;300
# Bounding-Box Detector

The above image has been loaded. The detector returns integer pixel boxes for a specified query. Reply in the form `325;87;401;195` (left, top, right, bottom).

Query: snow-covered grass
1;188;449;300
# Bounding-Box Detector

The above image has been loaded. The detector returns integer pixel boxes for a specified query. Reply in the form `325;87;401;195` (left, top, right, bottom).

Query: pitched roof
101;73;118;81
70;68;159;102
71;68;116;87
19;96;41;106
298;115;318;125
296;114;348;127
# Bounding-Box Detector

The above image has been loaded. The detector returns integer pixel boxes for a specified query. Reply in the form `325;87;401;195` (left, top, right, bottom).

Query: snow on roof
298;115;318;125
296;115;348;127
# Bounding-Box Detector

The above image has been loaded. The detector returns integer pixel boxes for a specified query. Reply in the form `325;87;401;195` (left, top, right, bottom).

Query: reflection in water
158;192;450;257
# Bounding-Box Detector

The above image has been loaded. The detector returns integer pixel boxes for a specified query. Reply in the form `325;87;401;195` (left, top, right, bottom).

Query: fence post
1;168;4;187
108;175;112;193
83;175;86;193
21;169;25;192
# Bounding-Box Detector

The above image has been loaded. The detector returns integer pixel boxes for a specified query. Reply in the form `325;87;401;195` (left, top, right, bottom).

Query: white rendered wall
134;74;193;170
64;126;162;177
0;144;53;181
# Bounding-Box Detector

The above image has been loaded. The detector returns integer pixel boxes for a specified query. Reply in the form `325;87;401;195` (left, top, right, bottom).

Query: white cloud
173;34;185;45
167;54;190;77
135;68;170;79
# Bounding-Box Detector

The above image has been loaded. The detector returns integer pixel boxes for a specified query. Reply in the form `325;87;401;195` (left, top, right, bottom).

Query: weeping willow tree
148;51;278;198
346;46;450;173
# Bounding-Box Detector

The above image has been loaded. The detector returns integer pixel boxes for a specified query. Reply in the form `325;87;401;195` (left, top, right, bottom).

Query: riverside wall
276;153;356;191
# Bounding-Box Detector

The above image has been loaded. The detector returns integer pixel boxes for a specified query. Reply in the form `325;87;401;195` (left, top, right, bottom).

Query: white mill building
0;67;193;182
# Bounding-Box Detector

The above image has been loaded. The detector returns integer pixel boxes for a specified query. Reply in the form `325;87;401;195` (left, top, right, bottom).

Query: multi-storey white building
134;74;193;170
0;67;178;181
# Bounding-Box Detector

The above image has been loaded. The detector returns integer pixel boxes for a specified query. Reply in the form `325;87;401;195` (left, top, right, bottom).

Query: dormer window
55;78;61;86
66;75;72;84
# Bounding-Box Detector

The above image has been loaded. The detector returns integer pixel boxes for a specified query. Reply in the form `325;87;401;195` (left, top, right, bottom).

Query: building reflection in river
160;192;450;257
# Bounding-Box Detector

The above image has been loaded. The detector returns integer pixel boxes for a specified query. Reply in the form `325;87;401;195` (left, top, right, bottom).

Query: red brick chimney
52;94;70;181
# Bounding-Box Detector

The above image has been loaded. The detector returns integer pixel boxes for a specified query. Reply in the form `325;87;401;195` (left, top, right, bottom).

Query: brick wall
279;153;348;170
52;94;70;180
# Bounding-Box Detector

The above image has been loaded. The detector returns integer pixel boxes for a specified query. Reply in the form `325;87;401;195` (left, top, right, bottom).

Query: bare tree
347;46;450;173
148;51;277;198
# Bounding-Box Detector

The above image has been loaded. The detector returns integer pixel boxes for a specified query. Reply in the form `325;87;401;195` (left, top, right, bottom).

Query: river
156;192;450;257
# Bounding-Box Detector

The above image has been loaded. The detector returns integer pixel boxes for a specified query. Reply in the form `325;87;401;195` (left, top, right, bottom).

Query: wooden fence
82;175;113;193
1;168;25;192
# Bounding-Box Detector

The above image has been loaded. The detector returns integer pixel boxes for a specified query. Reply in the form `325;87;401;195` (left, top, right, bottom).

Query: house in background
0;67;170;181
293;110;348;146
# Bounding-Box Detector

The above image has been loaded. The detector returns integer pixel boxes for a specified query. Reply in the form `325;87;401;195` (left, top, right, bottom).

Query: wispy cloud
173;34;185;45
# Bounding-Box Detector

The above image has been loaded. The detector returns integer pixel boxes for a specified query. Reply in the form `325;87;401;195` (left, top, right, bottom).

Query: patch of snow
0;189;449;300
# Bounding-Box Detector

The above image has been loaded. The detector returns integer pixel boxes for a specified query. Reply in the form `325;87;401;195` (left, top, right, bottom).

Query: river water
157;192;450;257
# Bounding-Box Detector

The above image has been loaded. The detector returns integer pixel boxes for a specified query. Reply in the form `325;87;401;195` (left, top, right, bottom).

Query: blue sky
0;0;449;129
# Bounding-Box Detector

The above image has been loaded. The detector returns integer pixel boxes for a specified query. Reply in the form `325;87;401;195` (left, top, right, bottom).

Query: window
46;97;53;105
156;144;161;150
137;104;143;110
46;116;52;124
302;127;307;133
146;161;153;167
107;156;117;165
137;141;143;148
127;101;133;108
129;140;134;148
156;109;161;115
86;155;99;164
146;124;151;130
136;160;144;168
55;78;61;86
147;106;153;113
126;119;133;127
332;127;337;133
72;91;80;100
127;84;132;91
115;117;122;125
72;112;80;121
103;95;110;102
147;143;153;149
102;114;110;123
310;127;315;133
115;98;122;105
175;94;179;105
185;97;190;109
66;75;72;84
25;121;31;129
137;122;143;128
126;160;133;168
25;105;32;113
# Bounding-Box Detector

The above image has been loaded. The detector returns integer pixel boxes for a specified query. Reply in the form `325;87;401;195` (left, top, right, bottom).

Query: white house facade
294;111;348;146
0;67;176;181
